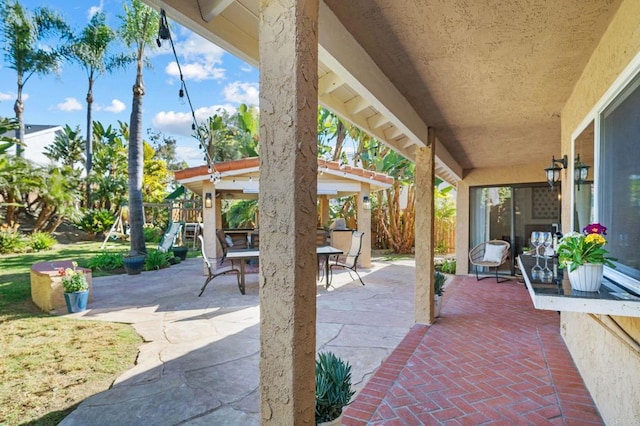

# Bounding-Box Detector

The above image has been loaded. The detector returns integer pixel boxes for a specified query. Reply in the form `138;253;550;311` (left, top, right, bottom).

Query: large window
599;73;640;285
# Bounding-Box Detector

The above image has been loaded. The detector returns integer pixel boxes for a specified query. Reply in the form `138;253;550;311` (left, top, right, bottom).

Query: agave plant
315;351;355;423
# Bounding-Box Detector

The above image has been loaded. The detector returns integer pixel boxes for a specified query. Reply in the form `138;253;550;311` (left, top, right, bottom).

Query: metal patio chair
198;235;241;296
328;231;365;286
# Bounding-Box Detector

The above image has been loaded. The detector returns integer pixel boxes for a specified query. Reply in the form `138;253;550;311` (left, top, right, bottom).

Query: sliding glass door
470;184;561;276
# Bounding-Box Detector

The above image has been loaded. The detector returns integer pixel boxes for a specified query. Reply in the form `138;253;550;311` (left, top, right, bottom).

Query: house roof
0;124;62;139
174;157;394;198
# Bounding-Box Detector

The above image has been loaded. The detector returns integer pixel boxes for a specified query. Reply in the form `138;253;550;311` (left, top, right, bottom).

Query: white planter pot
567;263;603;292
318;413;342;426
434;295;442;318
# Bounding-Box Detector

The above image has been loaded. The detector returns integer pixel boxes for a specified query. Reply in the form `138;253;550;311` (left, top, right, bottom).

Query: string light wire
158;9;219;181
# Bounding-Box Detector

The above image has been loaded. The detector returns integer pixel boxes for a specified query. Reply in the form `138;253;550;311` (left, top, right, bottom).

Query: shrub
436;258;456;275
0;223;28;254
87;251;124;271
434;271;446;296
143;226;162;243
58;263;89;293
315;351;355;423
76;209;116;235
29;231;57;251
144;249;171;271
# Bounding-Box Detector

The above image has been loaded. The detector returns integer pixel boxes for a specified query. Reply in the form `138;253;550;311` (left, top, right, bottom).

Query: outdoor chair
468;239;510;283
215;229;248;265
316;229;329;246
328;231;365;286
198;236;241;296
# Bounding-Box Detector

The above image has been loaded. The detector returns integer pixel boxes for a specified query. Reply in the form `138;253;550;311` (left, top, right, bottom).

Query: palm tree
195;104;259;162
0;0;70;155
89;121;129;210
118;0;160;255
43;124;85;169
317;107;346;162
68;12;128;178
0;116;21;221
32;166;82;232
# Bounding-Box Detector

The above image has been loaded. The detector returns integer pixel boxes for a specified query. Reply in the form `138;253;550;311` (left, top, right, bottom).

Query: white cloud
163;31;226;82
152;104;236;137
88;0;103;19
176;145;206;167
223;81;259;106
97;99;126;113
165;62;225;82
0;92;28;102
56;97;83;112
241;65;255;73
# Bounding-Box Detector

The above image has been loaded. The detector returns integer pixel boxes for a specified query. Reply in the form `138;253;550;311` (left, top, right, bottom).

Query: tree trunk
45;214;65;233
86;77;94;205
331;121;345;162
14;76;25;156
33;203;54;231
128;72;147;255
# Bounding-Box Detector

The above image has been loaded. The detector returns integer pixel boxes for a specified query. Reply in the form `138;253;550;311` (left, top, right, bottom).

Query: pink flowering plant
58;262;88;293
556;223;616;271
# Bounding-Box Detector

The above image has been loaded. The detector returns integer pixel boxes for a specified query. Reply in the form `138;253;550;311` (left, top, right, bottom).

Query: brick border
342;323;430;425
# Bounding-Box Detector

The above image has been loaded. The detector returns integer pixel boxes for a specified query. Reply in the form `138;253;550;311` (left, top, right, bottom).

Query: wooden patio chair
198;236;241;296
468;239;510;283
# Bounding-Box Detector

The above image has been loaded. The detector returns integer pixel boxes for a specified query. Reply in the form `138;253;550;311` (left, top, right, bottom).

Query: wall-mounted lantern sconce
574;154;590;191
204;192;213;209
362;195;371;210
544;155;568;187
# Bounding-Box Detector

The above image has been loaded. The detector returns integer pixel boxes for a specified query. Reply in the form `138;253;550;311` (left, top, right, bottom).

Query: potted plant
556;223;616;292
434;270;446;317
315;351;355;425
122;251;146;275
58;262;89;313
172;245;188;261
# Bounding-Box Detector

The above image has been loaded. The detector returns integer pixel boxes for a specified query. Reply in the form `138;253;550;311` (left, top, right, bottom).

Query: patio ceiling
147;0;622;184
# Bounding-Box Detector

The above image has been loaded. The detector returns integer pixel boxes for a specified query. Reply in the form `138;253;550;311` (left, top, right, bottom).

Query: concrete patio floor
60;256;416;425
59;256;601;425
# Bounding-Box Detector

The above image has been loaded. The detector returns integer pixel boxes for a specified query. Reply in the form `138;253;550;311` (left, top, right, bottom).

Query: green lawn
0;241;142;425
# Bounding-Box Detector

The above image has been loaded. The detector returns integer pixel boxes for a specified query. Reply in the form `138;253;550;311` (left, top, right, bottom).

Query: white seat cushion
482;243;505;263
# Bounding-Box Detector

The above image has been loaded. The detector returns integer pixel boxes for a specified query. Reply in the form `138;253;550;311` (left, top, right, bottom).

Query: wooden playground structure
101;200;203;249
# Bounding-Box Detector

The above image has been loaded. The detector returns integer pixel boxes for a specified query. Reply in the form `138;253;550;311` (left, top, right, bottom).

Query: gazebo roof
174;157;394;199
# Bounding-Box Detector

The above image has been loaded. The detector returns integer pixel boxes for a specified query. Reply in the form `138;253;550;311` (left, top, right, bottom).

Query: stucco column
455;181;470;275
415;128;436;325
258;1;319;424
319;195;330;227
201;182;218;274
357;183;372;267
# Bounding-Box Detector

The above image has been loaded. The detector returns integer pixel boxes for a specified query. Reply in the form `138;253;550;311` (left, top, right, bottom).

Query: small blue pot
64;291;89;313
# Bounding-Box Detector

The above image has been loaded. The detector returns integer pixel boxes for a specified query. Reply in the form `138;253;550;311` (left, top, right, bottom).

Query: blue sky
0;0;259;166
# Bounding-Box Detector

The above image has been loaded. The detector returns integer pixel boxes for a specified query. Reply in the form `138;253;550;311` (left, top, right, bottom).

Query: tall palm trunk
86;78;94;173
85;76;94;206
331;121;345;162
14;75;24;157
128;66;146;255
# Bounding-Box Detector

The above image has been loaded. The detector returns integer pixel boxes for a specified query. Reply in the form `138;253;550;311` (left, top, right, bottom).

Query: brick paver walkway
343;275;603;425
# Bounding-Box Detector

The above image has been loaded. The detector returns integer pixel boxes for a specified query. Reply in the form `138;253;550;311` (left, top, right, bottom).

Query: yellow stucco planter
30;260;93;313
